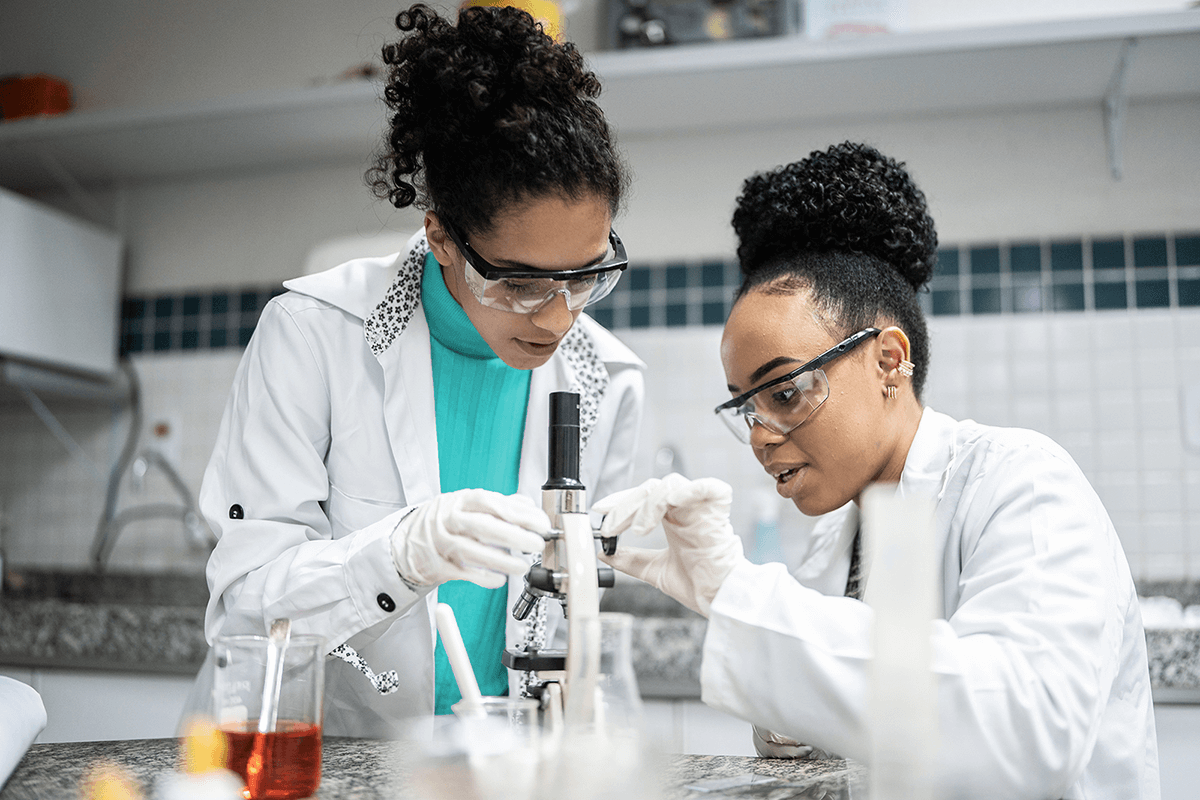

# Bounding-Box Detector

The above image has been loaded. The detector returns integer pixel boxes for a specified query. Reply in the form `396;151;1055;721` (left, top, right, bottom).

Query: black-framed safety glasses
713;328;882;443
442;218;628;314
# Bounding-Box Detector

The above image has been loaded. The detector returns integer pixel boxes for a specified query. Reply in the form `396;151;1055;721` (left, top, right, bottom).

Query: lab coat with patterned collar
701;407;1159;800
198;231;645;737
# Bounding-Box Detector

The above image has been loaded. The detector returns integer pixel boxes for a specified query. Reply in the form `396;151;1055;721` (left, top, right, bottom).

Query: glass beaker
452;697;542;800
403;699;542;800
548;613;653;800
211;633;325;800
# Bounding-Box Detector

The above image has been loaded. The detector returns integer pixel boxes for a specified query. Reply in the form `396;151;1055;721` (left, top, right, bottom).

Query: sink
1;568;209;607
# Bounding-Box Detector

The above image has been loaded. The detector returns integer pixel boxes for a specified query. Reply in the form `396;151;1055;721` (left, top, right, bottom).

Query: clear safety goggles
714;328;881;443
444;219;628;314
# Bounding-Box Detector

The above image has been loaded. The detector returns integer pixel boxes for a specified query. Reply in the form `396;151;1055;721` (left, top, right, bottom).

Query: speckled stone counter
0;737;863;800
3;571;1199;703
662;754;862;799
0;599;207;674
1137;580;1200;702
0;569;209;674
1144;629;1200;701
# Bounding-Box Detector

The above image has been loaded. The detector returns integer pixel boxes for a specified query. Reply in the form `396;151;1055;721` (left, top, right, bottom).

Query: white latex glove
752;725;831;760
391;489;549;590
592;473;745;617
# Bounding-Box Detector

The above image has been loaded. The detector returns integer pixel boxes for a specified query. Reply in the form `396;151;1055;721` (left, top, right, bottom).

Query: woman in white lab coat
596;143;1158;799
197;4;643;736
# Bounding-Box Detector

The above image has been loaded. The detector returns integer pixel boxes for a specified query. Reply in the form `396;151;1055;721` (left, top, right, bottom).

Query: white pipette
258;617;291;733
435;602;484;712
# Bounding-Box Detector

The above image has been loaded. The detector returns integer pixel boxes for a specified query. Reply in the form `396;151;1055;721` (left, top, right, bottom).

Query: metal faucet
90;362;214;571
91;449;212;569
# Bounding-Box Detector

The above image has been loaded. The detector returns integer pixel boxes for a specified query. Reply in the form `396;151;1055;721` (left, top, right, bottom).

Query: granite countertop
0;570;208;675
2;569;1198;702
0;570;713;694
1133;580;1200;701
0;737;864;800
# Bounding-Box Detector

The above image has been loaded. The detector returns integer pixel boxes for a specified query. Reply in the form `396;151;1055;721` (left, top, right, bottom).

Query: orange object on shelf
0;74;73;122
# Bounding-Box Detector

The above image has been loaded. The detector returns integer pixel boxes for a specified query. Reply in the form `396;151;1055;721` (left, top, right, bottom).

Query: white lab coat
198;232;645;737
701;408;1159;800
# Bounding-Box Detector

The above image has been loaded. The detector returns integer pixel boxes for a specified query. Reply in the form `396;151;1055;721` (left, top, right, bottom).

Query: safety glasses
443;219;627;314
714;328;882;443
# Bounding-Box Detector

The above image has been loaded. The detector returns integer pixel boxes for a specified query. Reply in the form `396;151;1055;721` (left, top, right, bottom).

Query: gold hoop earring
886;385;898;400
897;360;914;378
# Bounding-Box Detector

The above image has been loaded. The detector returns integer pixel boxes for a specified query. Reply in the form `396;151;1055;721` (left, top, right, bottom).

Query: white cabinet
0;188;122;377
643;699;756;756
0;666;195;743
1155;703;1200;800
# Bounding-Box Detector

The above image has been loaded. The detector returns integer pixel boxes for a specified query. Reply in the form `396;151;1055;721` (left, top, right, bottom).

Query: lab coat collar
793;503;859;589
792;407;956;589
898;407;959;503
280;229;424;322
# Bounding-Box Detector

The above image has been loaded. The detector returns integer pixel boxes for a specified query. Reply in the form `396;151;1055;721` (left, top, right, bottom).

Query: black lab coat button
377;593;396;612
229;504;244;519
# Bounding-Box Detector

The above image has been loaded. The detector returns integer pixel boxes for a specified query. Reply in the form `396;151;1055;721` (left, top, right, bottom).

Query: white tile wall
3;308;1199;582
924;307;1200;581
0;350;242;572
615;328;820;562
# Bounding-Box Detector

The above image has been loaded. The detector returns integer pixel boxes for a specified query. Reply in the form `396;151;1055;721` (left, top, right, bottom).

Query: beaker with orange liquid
211;634;324;800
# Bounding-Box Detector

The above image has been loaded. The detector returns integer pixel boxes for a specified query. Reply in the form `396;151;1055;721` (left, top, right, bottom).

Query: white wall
617;99;1200;261
110;97;1200;293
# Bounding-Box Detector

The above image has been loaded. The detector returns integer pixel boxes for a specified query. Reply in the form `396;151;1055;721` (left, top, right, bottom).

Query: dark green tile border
120;230;1200;354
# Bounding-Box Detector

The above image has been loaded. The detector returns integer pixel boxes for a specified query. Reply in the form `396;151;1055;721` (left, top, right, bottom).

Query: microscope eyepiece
544;391;584;491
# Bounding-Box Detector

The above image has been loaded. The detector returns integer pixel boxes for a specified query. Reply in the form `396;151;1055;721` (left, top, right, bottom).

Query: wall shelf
0;11;1196;191
594;10;1200;135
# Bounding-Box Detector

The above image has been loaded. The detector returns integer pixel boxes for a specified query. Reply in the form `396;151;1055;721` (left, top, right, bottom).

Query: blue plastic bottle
748;488;786;565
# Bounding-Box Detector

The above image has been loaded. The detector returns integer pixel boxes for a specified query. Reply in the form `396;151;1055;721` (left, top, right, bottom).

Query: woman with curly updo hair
197;4;643;735
595;143;1157;797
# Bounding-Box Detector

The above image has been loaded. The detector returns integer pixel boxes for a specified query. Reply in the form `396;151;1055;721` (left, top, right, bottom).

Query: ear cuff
897;360;914;378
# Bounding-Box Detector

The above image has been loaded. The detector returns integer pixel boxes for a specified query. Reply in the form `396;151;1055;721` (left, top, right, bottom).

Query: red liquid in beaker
221;720;322;800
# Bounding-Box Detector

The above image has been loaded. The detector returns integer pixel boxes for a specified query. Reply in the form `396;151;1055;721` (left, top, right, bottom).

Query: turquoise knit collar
421;252;498;359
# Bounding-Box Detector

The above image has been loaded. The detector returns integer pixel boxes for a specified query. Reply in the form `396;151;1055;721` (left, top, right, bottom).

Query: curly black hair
731;142;938;399
365;4;628;238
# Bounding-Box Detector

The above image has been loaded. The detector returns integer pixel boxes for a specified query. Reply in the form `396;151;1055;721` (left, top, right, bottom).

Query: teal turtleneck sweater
421;252;532;714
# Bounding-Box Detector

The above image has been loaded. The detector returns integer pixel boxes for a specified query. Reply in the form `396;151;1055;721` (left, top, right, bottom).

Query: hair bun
733;141;938;292
369;3;622;226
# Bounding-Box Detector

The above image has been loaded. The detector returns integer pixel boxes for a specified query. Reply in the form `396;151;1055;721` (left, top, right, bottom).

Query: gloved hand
592;473;745;617
391;489;549;590
752;725;831;760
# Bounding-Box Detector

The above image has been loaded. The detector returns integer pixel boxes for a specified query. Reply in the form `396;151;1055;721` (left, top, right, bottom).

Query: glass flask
563;612;643;736
549;612;654;800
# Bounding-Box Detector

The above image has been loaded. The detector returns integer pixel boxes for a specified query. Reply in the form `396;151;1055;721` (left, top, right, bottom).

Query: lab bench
0;736;864;800
2;570;1200;698
3;569;1200;682
2;570;1199;740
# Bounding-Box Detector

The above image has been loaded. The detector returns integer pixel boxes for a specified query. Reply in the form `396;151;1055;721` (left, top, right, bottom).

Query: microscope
503;391;618;730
